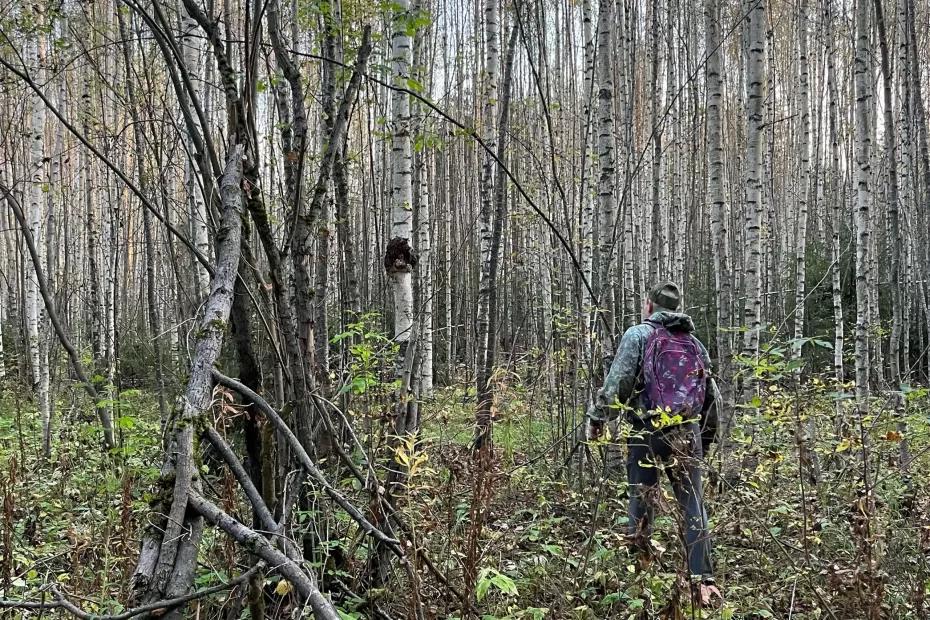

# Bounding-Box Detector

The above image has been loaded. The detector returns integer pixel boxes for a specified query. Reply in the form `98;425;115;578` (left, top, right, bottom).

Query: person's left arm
588;325;646;425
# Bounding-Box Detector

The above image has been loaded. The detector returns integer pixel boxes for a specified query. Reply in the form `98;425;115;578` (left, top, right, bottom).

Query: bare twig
0;564;261;620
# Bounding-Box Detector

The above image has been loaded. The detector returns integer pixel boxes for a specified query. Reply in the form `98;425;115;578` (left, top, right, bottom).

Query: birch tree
387;0;416;417
792;0;811;362
24;30;51;456
594;0;615;353
474;0;501;445
705;0;732;430
741;0;767;372
853;0;873;415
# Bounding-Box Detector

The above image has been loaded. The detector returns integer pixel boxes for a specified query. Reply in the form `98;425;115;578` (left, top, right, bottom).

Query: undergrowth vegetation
2;337;930;619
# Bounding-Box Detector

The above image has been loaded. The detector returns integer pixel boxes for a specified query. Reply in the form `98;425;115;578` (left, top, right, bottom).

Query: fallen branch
211;368;404;557
188;491;340;619
0;564;261;620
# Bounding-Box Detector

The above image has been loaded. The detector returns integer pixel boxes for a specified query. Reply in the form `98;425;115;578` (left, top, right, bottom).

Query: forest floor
1;378;929;619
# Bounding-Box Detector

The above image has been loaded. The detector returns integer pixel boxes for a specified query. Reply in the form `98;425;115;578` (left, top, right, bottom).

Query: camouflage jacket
589;311;720;445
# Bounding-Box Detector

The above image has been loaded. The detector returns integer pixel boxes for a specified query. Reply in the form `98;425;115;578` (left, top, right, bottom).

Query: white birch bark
741;0;766;366
179;0;210;299
475;0;500;378
792;0;811;362
649;0;666;282
897;0;913;383
705;0;732;422
389;0;415;350
415;0;433;396
25;32;51;456
853;0;873;413
826;0;844;392
580;0;595;316
417;152;433;396
594;0;615;352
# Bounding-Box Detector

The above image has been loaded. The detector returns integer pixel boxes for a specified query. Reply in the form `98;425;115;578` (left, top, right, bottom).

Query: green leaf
405;77;423;93
116;415;135;430
490;572;517;596
476;574;491;602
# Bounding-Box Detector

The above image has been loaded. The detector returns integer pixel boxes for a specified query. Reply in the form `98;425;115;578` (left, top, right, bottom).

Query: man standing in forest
586;281;722;606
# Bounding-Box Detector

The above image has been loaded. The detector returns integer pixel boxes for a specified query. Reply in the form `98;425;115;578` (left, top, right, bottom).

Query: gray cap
649;281;681;311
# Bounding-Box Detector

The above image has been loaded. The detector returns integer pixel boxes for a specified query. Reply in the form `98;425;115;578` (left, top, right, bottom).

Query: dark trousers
626;422;713;580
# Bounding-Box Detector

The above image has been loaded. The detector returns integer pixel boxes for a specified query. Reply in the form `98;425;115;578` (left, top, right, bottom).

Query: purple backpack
641;322;707;421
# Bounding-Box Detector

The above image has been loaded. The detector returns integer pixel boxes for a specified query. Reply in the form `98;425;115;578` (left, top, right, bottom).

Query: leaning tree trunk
130;146;244;615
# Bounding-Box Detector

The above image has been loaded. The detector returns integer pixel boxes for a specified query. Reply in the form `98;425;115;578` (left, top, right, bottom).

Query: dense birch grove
2;0;930;617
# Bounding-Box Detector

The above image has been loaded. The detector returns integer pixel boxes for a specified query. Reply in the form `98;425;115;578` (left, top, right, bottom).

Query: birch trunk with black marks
853;0;873;419
705;0;733;439
387;0;416;411
741;0;766;386
594;0;615;355
825;0;845;415
24;31;51;458
793;0;811;362
474;0;501;444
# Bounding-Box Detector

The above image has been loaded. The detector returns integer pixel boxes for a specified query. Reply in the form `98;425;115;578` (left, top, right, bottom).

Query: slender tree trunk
793;0;811;361
24;32;51;457
580;0;595;321
649;0;665;282
387;0;416;409
826;0;845;411
741;0;766;379
705;0;733;439
853;0;873;418
117;7;169;425
874;0;902;385
594;0;615;356
414;0;434;397
474;0;501;443
179;0;210;299
314;15;339;388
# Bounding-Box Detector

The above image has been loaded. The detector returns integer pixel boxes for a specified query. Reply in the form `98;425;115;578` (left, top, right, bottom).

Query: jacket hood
647;311;695;332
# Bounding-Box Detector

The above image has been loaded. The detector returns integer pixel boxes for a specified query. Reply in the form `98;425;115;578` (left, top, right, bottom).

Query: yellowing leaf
275;579;292;596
